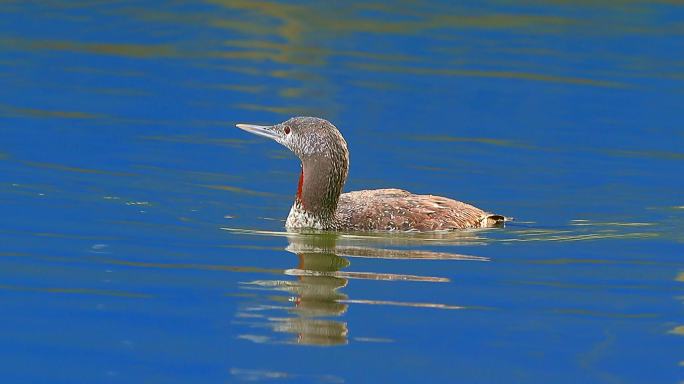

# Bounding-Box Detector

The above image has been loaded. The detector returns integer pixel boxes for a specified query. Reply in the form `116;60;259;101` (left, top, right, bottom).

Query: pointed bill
235;123;279;141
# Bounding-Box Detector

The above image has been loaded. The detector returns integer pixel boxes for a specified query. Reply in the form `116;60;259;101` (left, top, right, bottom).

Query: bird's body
236;117;505;232
287;188;502;231
338;189;502;231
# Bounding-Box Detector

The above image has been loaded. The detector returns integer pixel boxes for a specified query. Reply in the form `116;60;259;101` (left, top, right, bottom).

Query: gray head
236;117;349;219
236;117;348;161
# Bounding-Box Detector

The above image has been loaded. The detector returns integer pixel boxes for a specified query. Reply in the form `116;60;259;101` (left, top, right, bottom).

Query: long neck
296;151;348;220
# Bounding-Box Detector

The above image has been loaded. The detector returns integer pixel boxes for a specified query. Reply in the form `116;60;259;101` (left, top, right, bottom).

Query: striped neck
289;153;348;229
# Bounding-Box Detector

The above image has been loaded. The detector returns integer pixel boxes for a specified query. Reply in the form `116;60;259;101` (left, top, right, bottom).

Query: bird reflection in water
235;232;487;346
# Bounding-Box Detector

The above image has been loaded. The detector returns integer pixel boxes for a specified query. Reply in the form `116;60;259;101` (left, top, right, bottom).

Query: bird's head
236;116;348;161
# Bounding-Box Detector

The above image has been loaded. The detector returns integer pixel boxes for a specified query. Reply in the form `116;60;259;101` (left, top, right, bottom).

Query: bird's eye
284;126;291;134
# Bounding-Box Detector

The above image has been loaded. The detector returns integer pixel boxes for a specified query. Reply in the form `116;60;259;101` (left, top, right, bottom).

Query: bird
236;117;505;231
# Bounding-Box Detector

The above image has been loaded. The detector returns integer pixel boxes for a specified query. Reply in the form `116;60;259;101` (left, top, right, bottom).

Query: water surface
1;1;683;383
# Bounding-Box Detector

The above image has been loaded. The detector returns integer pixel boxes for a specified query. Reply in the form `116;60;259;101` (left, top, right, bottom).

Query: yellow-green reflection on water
140;134;250;147
0;284;151;299
200;184;275;197
22;161;134;177
348;62;624;88
412;134;535;149
0;37;178;58
0;103;104;120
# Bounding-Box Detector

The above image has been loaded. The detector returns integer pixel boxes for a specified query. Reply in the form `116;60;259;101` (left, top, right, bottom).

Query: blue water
1;1;683;383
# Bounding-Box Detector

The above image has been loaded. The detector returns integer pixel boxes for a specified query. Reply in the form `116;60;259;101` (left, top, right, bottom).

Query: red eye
284;126;291;134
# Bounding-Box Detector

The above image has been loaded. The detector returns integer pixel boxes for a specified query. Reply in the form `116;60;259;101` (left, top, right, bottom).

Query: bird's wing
337;189;496;231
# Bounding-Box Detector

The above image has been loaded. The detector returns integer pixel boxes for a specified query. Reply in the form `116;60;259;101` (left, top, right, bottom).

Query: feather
335;189;503;231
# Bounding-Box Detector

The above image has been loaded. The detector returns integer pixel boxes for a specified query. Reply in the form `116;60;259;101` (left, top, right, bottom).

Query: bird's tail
482;214;512;228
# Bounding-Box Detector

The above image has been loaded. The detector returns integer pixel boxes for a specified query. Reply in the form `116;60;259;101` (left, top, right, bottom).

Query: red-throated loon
236;117;505;231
